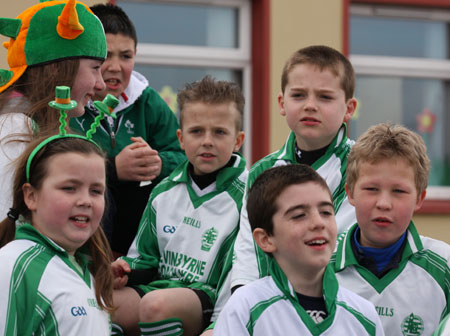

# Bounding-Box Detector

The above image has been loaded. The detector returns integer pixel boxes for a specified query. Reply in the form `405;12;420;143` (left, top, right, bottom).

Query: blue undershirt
353;227;407;273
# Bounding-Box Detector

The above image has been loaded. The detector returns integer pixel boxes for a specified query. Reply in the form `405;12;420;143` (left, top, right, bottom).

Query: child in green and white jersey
0;134;114;335
110;76;247;336
332;123;450;336
231;45;358;292
214;164;384;335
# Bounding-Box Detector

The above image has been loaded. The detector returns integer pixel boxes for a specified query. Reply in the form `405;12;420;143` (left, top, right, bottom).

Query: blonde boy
232;45;357;290
332;123;450;335
215;164;383;335
111;76;247;336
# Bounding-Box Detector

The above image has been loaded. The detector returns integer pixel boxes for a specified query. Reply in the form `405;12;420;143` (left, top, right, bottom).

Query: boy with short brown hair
332;122;450;335
111;76;247;336
231;45;358;290
214;164;383;335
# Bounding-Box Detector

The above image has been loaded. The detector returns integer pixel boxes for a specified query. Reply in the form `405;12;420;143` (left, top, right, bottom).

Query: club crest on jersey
401;313;424;336
201;227;218;252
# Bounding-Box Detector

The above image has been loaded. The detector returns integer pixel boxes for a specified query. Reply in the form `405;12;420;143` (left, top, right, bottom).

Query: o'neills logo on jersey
376;306;394;317
183;216;201;229
401;313;424;336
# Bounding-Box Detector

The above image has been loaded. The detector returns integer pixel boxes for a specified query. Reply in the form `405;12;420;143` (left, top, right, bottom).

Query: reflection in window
135;63;242;114
350;16;448;59
351;76;450;186
117;1;239;48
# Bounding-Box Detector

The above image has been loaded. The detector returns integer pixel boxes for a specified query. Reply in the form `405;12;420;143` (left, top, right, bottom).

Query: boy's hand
111;259;131;289
115;137;162;181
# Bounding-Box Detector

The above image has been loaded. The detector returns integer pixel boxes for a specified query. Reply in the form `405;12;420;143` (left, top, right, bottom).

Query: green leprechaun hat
0;0;107;93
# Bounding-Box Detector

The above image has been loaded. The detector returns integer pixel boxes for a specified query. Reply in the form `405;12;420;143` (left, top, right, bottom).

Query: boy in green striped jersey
332;123;450;335
231;45;358;293
215;164;384;335
110;76;247;336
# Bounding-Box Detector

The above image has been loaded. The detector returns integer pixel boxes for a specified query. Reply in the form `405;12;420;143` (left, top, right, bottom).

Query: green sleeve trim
35;291;60;335
410;249;450;317
336;301;376;336
246;295;285;335
433;313;450;336
6;245;54;334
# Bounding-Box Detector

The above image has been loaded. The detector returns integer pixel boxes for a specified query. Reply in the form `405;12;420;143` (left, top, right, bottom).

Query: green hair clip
25;86;119;182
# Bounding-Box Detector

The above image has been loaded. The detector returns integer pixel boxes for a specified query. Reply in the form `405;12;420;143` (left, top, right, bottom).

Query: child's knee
139;291;170;321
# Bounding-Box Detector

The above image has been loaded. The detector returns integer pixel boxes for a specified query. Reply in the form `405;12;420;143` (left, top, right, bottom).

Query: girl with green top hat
0;0;107;221
0;85;118;334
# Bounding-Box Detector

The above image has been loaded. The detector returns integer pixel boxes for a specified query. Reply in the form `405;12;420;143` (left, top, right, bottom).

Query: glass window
350;16;448;59
350;4;450;198
117;1;239;48
351;76;450;187
134;64;242;115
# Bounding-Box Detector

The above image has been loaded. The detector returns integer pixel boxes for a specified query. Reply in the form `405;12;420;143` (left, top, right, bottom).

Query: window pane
350;16;448;59
350;76;450;186
134;64;242;113
116;1;239;48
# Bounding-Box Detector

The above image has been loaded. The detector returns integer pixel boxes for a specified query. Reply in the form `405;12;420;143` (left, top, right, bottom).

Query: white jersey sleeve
230;186;261;288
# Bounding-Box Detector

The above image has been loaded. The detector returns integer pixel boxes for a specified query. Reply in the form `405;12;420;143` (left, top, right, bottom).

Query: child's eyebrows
319;201;334;208
285;204;308;214
285;201;334;214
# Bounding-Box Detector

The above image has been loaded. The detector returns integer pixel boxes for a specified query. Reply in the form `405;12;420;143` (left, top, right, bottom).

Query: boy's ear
23;183;37;211
234;131;245;152
253;228;277;254
345;184;355;206
415;190;427;211
343;98;357;123
176;129;185;150
278;92;286;116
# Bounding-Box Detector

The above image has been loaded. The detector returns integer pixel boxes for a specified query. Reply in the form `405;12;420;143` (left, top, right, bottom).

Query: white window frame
350;4;450;200
119;0;252;162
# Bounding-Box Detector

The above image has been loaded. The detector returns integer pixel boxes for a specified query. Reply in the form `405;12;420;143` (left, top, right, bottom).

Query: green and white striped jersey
215;261;384;336
231;124;356;288
124;154;247;303
0;224;110;335
332;222;450;336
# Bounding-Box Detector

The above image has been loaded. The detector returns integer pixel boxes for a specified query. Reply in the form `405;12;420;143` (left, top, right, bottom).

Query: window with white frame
349;4;450;199
115;0;252;160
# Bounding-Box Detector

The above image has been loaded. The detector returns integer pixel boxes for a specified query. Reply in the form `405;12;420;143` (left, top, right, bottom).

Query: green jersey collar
275;123;349;163
269;258;339;333
333;221;423;272
15;223;92;284
169;152;246;191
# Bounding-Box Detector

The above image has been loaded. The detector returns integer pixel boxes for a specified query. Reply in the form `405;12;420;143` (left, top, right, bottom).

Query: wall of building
414;214;450;244
269;0;344;152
